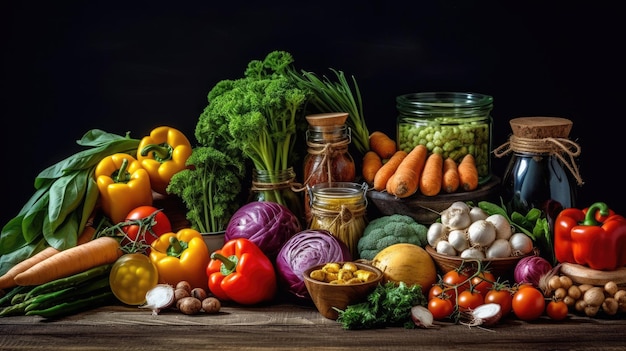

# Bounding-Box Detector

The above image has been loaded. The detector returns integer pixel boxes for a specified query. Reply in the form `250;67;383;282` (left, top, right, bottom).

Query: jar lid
509;117;573;138
306;112;349;127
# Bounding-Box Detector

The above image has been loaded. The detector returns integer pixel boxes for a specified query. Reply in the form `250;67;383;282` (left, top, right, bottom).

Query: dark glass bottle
496;117;583;214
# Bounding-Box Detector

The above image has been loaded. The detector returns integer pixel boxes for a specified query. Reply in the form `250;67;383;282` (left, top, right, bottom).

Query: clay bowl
425;245;531;279
366;176;501;225
303;262;383;320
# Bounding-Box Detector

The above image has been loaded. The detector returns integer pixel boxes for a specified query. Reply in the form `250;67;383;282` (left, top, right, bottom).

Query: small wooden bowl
303;262;383;320
425;245;530;279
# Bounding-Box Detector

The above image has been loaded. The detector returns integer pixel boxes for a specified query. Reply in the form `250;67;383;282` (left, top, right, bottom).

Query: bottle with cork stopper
494;116;583;214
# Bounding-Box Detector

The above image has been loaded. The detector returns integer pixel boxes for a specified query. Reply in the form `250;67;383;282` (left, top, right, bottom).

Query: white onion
140;284;176;316
469;206;488;222
436;240;457;256
462;303;502;327
427;222;447;247
460;247;485;259
485;238;512;258
485;214;513;240
440;204;471;230
411;305;436;328
509;233;534;256
467;219;496;247
447;229;469;252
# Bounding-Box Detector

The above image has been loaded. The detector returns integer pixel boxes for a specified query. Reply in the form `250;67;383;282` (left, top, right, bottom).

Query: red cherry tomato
457;289;484;312
428;296;454;320
471;271;495;296
428;284;445;300
442;270;471;301
121;206;172;248
485;288;513;315
546;300;568;321
512;286;546;321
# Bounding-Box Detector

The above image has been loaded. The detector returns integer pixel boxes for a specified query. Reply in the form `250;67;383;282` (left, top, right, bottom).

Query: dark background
2;1;624;227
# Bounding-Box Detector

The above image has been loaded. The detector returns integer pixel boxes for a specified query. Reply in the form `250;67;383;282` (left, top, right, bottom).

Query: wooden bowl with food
303;261;383;320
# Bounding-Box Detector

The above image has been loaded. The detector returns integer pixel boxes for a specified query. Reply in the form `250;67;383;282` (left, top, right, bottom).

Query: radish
410;305;437;328
461;303;502;327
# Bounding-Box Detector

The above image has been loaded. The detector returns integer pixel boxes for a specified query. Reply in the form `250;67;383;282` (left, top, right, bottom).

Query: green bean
24;263;112;300
0;286;32;307
26;289;114;319
25;275;111;313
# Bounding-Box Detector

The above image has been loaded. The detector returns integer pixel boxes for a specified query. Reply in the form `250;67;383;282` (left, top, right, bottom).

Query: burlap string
492;135;584;186
294;138;351;193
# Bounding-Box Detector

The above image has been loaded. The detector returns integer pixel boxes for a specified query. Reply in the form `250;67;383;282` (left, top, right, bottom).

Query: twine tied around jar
309;203;366;256
493;135;584;186
295;138;352;192
250;176;302;193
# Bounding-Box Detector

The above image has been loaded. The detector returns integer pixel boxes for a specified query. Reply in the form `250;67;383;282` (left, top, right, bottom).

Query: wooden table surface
1;302;625;351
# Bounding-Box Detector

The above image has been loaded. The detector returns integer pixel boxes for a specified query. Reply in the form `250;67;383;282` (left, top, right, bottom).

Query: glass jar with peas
396;92;493;184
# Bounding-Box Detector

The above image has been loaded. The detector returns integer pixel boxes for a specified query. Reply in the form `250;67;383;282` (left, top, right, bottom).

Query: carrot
419;152;443;196
369;131;397;159
362;151;383;185
373;150;407;191
13;236;122;287
385;145;428;198
442;157;460;193
0;226;96;290
458;153;479;191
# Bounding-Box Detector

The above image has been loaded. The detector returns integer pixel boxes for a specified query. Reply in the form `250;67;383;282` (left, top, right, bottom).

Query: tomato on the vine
512;286;546;321
485;288;513;315
471;271;495;296
546;300;568;321
441;270;471;301
429;284;445;300
428;296;454;320
457;289;484;312
121;206;172;248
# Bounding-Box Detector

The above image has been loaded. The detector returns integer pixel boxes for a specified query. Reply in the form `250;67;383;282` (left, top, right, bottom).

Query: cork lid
306;112;349;127
509;117;573;138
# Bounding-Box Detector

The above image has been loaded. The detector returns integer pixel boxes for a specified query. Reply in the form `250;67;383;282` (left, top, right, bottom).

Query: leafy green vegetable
194;51;310;208
478;200;555;265
286;67;370;156
166;146;245;233
0;129;140;276
334;281;427;330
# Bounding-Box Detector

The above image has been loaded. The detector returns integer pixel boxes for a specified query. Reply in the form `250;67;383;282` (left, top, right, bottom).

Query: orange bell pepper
206;238;277;305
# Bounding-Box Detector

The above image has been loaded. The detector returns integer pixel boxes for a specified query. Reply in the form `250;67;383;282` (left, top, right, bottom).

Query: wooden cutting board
559;262;626;286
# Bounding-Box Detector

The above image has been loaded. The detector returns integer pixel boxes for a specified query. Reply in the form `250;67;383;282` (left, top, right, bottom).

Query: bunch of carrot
362;131;479;198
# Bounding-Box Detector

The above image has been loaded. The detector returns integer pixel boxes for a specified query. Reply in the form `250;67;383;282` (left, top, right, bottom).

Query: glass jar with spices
396;92;493;184
494;116;583;214
302;112;356;223
308;182;368;259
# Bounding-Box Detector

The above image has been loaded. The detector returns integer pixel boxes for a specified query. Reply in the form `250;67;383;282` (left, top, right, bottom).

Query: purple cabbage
275;229;352;300
225;201;301;260
514;255;553;287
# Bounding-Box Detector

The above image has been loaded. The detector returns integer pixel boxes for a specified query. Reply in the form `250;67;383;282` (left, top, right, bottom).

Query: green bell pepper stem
140;143;173;162
166;237;188;258
112;157;131;183
581;202;610;226
210;252;239;275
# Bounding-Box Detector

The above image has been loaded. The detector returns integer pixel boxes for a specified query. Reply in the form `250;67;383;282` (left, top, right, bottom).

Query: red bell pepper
554;202;626;270
206;238;277;305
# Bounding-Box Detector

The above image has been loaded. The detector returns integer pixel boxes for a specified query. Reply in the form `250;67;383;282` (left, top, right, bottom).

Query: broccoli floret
357;214;428;260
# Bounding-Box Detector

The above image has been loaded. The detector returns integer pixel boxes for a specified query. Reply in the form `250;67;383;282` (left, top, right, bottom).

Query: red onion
514;256;553;287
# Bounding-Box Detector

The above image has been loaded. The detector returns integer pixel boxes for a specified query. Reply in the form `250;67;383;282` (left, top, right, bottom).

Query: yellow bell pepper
95;153;153;223
149;228;210;289
137;126;192;195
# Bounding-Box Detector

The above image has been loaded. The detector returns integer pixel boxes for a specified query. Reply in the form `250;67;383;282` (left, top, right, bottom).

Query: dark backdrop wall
2;1;624;227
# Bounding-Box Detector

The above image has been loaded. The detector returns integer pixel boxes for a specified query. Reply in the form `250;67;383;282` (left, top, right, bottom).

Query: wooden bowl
425;245;530;279
303;262;383;320
366;177;501;225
